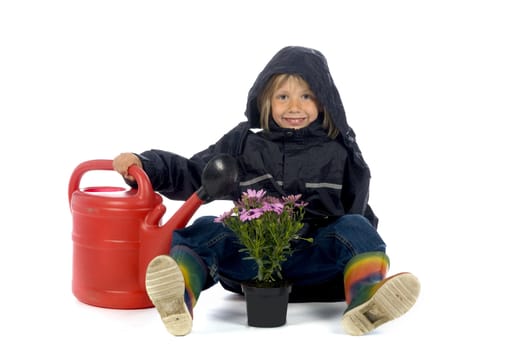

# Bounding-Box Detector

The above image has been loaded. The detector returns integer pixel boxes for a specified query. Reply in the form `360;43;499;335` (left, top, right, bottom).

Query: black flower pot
241;283;292;327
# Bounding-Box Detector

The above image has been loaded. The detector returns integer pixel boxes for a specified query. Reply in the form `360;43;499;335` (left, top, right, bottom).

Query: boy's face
271;76;319;130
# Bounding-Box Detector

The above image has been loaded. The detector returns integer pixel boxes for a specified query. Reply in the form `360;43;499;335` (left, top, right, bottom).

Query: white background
1;1;525;348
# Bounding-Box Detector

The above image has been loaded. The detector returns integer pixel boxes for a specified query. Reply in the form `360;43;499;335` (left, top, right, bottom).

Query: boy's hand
113;153;142;182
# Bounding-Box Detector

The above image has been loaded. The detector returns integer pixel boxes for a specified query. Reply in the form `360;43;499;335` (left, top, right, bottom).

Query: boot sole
145;255;192;336
342;272;420;336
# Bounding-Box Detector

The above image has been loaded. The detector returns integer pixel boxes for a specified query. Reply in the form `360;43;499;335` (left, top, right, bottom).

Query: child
113;46;420;336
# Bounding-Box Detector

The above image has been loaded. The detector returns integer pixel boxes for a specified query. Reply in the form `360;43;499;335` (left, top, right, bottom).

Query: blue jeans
172;214;386;299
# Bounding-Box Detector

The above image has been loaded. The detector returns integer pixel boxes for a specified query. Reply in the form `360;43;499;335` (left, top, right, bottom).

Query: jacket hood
244;46;359;149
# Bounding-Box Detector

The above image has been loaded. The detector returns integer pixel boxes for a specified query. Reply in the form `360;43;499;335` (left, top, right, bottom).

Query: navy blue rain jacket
137;46;378;228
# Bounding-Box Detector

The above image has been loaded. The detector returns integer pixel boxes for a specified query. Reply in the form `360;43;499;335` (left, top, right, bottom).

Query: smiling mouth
282;117;306;125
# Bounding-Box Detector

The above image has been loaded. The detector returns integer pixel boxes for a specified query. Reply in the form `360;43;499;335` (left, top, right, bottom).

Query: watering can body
68;160;202;309
69;155;238;309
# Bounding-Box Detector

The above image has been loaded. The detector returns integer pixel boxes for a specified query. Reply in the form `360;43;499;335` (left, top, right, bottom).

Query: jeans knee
192;215;216;226
339;214;374;229
333;214;386;253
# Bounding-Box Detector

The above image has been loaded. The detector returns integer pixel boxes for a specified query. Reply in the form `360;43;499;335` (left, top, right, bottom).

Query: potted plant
215;189;310;327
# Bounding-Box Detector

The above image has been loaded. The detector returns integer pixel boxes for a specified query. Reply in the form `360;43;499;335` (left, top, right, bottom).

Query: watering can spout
197;153;240;202
138;153;239;289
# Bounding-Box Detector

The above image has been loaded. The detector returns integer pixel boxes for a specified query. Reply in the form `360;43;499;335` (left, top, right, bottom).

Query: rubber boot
145;248;206;336
341;252;420;336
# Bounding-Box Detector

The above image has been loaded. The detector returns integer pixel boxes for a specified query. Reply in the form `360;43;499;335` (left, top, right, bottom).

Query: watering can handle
68;159;156;208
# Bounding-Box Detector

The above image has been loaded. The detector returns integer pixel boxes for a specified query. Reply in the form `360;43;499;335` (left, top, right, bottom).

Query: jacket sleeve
342;151;379;229
364;204;379;229
137;149;204;201
138;122;251;201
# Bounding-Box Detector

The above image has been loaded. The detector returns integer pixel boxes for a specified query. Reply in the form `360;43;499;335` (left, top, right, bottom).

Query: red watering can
68;154;238;309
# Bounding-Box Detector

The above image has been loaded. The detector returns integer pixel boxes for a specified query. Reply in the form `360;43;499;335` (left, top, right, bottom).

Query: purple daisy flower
240;208;265;222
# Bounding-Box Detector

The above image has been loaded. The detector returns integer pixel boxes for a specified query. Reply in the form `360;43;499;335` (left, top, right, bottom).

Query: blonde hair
257;74;339;139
